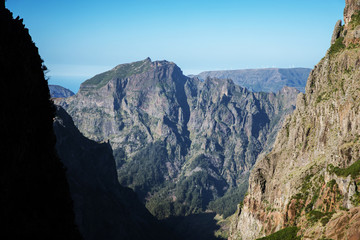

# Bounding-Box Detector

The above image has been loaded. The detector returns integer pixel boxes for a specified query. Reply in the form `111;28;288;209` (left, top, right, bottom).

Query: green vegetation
320;212;335;226
351;178;360;207
145;155;231;219
316;92;331;104
285;122;290;137
307;210;335;226
344;66;353;75
256;227;300;240
144;155;249;219
315;84;343;104
214;229;228;239
350;11;360;29
301;174;314;193
118;141;169;200
287;173;334;222
326;179;337;188
82;59;151;89
305;192;319;213
208;178;249;218
328;160;360;179
174;171;211;213
307;210;324;223
351;192;360;206
287;174;315;220
347;43;360;49
329;37;345;56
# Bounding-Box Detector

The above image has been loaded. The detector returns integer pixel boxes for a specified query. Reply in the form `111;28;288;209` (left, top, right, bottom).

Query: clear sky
6;0;345;93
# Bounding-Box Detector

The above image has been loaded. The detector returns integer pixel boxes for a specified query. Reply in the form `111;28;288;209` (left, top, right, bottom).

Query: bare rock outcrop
344;0;360;25
229;0;360;239
331;20;343;45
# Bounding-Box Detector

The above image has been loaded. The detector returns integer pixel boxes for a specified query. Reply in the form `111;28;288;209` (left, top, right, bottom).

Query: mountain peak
81;59;153;90
80;58;181;92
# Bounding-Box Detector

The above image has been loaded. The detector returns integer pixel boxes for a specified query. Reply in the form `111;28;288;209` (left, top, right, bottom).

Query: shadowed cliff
54;106;177;240
0;4;81;239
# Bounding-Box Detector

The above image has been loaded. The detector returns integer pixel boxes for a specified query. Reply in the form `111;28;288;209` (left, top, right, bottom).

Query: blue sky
6;0;345;93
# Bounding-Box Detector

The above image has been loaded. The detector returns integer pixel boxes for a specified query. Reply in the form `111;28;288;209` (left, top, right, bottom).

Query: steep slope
49;84;75;98
229;1;360;239
195;68;311;93
56;58;299;219
0;4;81;239
54;106;175;240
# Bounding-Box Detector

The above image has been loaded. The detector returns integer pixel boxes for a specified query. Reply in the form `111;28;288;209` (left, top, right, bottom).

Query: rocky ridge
229;1;360;239
194;68;311;93
56;58;300;219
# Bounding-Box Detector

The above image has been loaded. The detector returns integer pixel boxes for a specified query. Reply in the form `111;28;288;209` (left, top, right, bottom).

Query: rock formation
229;1;360;239
56;58;300;219
344;0;360;25
331;20;343;45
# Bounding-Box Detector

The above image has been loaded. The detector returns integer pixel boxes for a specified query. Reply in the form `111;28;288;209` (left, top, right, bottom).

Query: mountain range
193;68;311;93
55;58;300;220
3;0;360;239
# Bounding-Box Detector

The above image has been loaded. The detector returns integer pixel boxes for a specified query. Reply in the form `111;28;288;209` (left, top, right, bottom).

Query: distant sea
47;76;89;94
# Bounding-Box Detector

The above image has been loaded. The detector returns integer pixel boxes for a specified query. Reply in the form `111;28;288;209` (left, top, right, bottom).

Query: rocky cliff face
56;58;299;219
344;0;360;25
229;1;360;239
194;68;311;93
0;4;81;239
54;106;175;240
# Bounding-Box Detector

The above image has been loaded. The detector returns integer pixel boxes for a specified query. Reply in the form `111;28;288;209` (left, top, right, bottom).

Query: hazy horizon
6;0;345;92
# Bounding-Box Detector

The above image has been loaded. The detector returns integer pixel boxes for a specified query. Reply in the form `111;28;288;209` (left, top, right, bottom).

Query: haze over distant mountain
194;68;311;93
56;58;300;221
49;84;75;98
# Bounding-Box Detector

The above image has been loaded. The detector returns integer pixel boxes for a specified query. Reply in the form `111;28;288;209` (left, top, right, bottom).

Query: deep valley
2;0;360;239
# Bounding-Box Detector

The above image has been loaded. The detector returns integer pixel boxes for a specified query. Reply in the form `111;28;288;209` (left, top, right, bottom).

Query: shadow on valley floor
161;212;226;240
